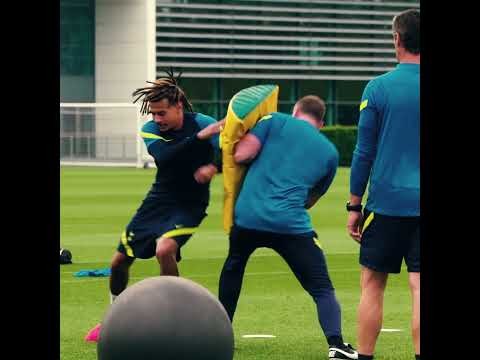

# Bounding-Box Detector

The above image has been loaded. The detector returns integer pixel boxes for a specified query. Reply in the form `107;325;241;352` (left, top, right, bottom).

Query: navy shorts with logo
360;208;420;274
117;196;207;260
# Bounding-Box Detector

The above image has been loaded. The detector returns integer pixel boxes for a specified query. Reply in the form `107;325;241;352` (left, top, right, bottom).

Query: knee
111;253;133;271
156;238;177;261
310;287;336;301
223;255;247;273
361;268;388;292
409;273;420;295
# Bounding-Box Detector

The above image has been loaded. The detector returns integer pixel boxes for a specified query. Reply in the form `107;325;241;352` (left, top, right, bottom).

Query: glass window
337;104;360;126
337;80;368;102
298;80;329;100
222;78;258;101
60;0;95;102
175;78;217;102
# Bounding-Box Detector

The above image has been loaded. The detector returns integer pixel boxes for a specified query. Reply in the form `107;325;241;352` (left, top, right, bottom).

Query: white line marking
242;335;276;338
381;328;403;332
61;268;360;284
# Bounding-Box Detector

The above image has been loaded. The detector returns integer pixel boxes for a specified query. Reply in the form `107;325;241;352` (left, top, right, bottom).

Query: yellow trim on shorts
359;99;368;111
121;231;134;257
313;236;323;250
161;227;197;239
362;212;375;233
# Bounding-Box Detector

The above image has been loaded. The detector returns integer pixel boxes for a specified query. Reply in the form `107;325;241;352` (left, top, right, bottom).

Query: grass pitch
61;166;414;359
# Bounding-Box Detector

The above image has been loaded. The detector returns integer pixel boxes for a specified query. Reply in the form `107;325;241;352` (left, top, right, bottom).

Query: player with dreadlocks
85;69;224;342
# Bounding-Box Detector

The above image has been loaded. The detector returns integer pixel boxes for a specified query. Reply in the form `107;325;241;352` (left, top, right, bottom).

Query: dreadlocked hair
132;68;193;115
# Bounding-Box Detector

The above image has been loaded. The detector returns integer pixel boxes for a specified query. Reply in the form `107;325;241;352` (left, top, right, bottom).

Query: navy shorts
117;197;207;260
360;208;420;274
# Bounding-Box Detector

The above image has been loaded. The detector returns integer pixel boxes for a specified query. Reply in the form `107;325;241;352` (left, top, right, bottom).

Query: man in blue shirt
347;9;420;360
219;96;358;360
86;70;223;342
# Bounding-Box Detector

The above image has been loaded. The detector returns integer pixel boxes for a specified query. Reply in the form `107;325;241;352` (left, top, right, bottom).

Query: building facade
60;0;419;162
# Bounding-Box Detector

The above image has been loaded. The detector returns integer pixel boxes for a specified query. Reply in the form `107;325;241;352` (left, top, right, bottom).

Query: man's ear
292;104;299;117
393;32;401;48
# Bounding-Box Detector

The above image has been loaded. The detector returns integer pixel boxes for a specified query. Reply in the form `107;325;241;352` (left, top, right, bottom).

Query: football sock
358;355;374;360
327;335;344;347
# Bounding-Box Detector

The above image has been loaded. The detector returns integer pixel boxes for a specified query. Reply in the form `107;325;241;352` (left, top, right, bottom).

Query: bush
320;126;358;167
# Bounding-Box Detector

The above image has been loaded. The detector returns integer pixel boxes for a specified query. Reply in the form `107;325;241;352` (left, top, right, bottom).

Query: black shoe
328;342;358;360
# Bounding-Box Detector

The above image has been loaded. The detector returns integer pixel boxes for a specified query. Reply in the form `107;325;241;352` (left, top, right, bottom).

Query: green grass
61;167;414;359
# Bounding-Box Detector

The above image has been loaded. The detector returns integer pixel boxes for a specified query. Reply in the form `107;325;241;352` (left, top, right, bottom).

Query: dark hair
132;68;193;115
393;9;420;54
296;95;326;123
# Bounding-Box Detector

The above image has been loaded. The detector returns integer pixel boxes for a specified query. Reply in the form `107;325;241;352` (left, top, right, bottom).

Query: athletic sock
358;354;374;360
327;335;344;347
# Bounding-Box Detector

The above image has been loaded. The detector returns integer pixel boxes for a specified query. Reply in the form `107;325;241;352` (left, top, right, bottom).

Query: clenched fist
193;164;218;184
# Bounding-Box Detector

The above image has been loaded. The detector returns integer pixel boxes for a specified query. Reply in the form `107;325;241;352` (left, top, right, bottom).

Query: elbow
353;147;376;163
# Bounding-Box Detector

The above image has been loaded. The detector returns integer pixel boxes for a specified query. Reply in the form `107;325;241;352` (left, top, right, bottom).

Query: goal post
60;103;154;168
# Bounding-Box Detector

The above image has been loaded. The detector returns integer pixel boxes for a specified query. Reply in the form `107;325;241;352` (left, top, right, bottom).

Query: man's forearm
349;152;372;201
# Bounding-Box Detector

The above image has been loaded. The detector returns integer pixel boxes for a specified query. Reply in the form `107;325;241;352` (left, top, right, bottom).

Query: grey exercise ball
97;276;234;360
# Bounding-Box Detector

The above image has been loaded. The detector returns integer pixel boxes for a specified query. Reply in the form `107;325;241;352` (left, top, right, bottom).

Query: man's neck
398;52;420;64
173;113;185;131
293;112;319;129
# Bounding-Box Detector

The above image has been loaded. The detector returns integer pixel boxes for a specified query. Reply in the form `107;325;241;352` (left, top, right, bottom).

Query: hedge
320;126;358;167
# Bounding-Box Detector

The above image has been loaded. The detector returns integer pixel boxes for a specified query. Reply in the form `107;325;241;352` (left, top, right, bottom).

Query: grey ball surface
97;276;234;360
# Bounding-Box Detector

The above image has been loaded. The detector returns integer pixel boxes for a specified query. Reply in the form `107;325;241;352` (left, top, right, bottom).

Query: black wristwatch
346;202;363;212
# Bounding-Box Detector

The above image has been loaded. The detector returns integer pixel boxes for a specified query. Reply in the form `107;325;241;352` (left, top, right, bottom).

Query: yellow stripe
140;131;173;142
258;114;272;122
362;212;374;233
161;227;197;239
359;99;368;111
121;231;134;257
313;237;323;250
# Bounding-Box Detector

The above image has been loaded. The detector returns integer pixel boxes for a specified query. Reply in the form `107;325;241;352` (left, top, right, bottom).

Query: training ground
61;167;413;360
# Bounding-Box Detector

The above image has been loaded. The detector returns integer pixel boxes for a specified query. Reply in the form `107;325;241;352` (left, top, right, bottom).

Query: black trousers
218;225;343;338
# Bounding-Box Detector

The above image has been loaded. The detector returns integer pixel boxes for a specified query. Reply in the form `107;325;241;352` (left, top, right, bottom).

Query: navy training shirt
140;112;220;207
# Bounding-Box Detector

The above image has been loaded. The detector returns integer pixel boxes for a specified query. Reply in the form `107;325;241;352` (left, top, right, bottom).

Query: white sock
110;293;117;304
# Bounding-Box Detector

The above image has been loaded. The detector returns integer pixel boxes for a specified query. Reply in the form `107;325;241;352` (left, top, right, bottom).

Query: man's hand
347;211;364;243
197;119;225;140
193;164;218;184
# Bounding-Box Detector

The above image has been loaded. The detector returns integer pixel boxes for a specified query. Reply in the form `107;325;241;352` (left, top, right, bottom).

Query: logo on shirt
359;99;368;111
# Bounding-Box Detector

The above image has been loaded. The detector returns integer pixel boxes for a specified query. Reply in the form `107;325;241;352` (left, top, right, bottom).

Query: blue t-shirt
350;63;420;216
235;112;339;234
